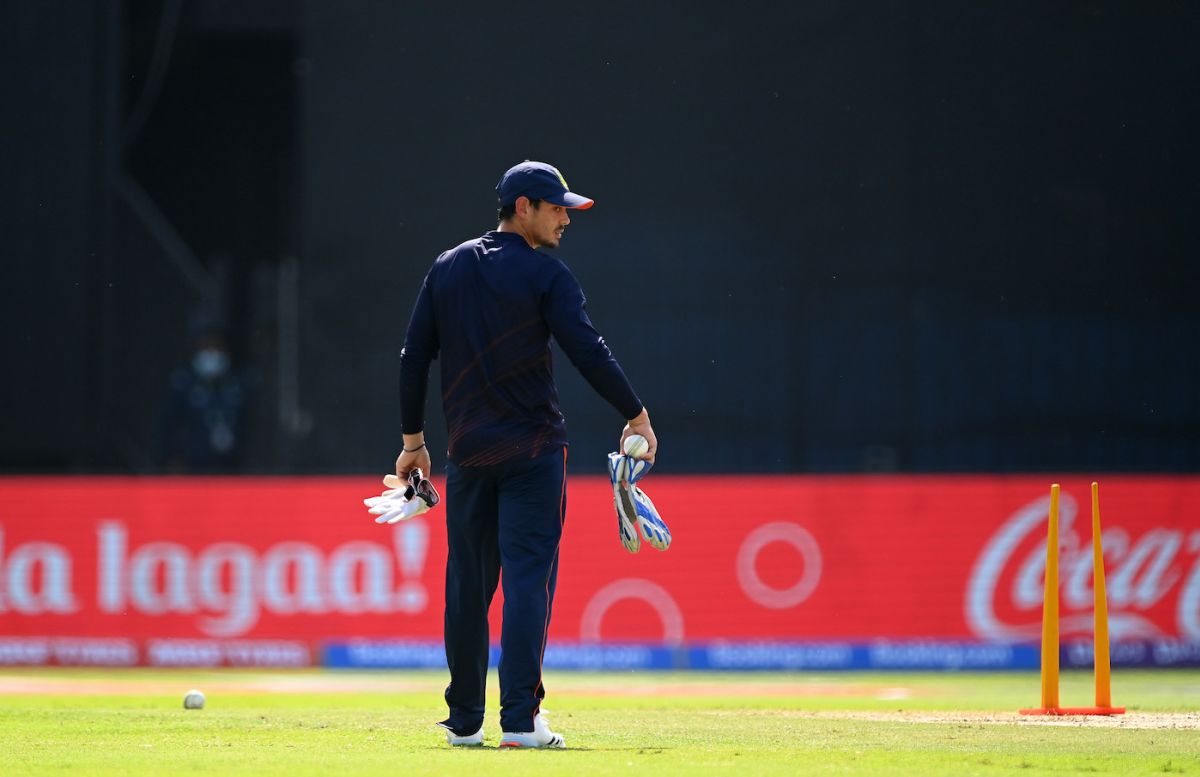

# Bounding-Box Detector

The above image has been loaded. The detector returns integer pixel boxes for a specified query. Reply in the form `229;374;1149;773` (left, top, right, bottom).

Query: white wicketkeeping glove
608;452;671;553
364;470;440;524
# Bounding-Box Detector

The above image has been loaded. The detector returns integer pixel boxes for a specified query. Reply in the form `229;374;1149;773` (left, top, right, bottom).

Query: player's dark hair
497;197;542;223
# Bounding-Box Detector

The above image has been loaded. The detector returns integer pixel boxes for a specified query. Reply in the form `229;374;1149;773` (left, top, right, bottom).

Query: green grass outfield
2;668;1198;776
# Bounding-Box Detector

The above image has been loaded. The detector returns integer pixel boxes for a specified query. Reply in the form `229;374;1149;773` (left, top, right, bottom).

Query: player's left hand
364;470;440;524
394;443;432;481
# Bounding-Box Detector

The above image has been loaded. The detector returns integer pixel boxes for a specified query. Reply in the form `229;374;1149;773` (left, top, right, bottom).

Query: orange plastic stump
1019;483;1125;717
1019;706;1126;716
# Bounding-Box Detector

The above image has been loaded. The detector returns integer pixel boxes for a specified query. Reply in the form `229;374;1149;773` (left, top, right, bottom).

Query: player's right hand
621;408;658;465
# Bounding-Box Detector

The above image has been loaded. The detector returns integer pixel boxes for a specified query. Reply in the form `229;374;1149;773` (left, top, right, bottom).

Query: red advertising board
1;476;1198;665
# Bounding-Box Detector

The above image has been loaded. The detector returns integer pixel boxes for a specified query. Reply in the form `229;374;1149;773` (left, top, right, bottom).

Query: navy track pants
440;446;566;735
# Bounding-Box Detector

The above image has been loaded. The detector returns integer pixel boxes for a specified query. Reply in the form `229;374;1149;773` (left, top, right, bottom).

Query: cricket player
394;161;657;748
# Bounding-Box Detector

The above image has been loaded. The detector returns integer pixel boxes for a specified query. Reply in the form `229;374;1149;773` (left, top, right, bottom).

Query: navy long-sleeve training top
399;230;643;467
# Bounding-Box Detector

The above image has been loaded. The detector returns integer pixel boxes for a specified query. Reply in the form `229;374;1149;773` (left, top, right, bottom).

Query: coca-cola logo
967;490;1200;641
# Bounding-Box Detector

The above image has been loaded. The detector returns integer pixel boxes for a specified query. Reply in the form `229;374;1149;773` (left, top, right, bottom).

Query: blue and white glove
608;452;671;553
365;470;440;524
609;453;640;552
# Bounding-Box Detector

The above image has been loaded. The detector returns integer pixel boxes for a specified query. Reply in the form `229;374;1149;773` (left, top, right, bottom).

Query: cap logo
556;170;569;190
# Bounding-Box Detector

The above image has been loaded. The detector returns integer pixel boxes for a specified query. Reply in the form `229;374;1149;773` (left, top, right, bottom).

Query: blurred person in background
159;313;250;472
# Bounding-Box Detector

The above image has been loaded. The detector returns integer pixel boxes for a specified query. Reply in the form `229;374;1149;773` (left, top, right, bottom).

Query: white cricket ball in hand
623;434;649;459
183;689;206;710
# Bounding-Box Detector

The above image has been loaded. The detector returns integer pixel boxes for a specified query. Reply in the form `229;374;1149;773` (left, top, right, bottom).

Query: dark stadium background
4;1;1197;475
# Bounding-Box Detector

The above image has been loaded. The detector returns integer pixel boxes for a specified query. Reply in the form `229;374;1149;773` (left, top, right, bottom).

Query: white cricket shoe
436;721;484;746
499;713;566;749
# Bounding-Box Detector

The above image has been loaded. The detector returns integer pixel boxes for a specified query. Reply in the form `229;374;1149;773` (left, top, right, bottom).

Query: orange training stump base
1020;707;1126;716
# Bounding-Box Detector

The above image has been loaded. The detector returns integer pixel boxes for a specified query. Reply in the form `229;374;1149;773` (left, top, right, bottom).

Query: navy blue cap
496;161;594;210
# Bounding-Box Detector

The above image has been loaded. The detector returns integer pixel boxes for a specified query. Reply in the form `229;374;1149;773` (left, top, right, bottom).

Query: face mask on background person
192;348;230;380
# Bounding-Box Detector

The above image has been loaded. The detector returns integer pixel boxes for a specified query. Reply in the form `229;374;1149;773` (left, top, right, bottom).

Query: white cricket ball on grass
623;434;649;459
183;689;206;710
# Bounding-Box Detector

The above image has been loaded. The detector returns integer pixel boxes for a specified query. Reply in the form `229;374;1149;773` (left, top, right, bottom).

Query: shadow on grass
436;745;672;753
